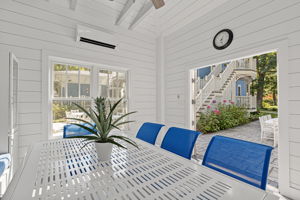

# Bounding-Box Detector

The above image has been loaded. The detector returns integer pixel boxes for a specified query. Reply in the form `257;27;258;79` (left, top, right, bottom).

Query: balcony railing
236;96;256;109
233;58;256;71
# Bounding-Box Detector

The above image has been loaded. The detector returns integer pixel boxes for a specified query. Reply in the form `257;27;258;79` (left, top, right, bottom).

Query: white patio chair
259;115;274;142
65;111;76;123
70;110;79;113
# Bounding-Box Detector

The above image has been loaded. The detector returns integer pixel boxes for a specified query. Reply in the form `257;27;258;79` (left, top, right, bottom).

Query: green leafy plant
67;97;138;149
197;103;250;133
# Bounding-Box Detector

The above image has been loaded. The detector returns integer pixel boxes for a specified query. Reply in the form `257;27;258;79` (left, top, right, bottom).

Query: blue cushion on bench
0;154;11;176
63;123;95;138
0;161;5;176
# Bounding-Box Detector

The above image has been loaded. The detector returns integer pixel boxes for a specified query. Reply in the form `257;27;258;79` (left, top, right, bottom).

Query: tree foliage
251;52;277;109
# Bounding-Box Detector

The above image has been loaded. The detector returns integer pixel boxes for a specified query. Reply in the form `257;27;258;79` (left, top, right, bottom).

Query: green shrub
52;103;78;122
196;104;250;133
262;101;278;111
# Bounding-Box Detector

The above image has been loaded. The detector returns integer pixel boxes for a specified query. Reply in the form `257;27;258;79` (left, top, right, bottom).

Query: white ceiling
47;0;230;36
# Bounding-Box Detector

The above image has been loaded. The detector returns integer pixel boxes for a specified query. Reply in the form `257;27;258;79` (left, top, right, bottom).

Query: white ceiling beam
129;1;153;30
115;0;136;25
70;0;78;10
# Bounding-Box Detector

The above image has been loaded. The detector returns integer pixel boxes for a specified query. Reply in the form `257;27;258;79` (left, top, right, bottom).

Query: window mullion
91;66;98;99
65;66;68;98
78;68;81;98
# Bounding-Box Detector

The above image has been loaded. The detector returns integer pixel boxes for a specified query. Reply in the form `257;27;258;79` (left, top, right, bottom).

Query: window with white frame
51;62;128;137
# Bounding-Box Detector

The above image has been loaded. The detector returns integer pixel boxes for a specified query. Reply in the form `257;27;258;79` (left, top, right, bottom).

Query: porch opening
190;51;278;189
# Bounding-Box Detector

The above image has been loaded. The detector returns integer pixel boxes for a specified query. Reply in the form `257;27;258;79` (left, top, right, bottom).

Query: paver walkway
193;120;278;188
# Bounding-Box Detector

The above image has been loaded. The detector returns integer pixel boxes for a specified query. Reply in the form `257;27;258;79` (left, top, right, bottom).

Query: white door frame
187;38;291;197
0;47;10;154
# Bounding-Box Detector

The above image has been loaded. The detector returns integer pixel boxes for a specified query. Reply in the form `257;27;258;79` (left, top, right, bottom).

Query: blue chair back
161;127;201;159
63;123;95;138
136;122;165;144
202;136;273;190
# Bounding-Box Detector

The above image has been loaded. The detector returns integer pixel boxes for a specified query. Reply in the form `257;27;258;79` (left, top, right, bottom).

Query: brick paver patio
193;120;278;188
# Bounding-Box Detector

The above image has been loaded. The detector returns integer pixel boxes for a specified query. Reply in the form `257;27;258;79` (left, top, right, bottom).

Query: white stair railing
195;62;236;112
195;75;215;111
195;64;223;93
214;62;235;91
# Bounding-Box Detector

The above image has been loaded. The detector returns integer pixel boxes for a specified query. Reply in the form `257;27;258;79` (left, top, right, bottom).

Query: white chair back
70;110;79;113
266;115;272;120
259;116;265;128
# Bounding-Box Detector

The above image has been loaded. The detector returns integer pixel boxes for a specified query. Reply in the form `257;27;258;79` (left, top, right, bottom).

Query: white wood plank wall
0;0;157;165
163;0;300;199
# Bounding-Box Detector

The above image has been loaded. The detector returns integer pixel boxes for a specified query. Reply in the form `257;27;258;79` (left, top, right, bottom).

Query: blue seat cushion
0;154;11;176
63;123;96;138
0;161;5;176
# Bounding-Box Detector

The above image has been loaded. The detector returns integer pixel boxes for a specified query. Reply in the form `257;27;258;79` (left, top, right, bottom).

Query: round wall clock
213;29;233;50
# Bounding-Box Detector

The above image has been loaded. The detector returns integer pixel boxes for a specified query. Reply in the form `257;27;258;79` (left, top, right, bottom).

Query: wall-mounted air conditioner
76;25;118;49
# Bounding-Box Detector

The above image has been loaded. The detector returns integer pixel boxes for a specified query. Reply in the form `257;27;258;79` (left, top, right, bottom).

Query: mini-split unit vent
76;25;117;49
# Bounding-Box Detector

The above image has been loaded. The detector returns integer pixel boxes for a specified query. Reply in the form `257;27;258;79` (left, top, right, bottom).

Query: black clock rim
213;29;233;50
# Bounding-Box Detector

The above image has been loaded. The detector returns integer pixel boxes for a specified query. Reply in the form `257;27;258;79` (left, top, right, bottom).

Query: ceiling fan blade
151;0;165;9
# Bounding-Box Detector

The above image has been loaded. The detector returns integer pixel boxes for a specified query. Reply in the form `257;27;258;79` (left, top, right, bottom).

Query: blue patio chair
202;136;273;190
136;122;165;145
161;127;201;159
63;123;95;138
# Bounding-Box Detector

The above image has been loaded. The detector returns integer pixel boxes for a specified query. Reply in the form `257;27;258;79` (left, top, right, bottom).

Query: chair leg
261;130;264;141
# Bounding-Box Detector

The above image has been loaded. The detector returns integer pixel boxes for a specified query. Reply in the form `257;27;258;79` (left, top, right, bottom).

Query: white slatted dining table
3;138;279;200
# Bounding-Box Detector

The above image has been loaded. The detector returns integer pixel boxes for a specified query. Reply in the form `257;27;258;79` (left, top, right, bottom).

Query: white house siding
0;0;157;165
163;0;300;199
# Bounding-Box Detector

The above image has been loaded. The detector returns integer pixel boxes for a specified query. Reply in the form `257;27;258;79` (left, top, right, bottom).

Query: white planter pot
95;143;113;161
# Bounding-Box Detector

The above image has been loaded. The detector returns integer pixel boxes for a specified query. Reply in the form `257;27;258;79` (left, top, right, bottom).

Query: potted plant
67;97;138;160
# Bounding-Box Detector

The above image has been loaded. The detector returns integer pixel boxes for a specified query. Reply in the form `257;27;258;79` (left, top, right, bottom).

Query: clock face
213;29;233;50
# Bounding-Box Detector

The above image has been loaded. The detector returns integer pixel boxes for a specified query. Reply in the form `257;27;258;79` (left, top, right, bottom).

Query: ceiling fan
151;0;165;9
109;0;165;9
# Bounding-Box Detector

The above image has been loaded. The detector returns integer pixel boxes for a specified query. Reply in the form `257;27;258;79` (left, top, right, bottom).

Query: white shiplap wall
0;0;157;164
163;0;300;199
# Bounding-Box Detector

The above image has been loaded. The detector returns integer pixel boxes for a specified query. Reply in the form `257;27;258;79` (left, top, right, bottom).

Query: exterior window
98;70;128;126
237;85;242;96
51;63;128;137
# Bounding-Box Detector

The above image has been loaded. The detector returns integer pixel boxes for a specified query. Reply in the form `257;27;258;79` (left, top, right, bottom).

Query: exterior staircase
193;58;257;115
199;72;235;111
